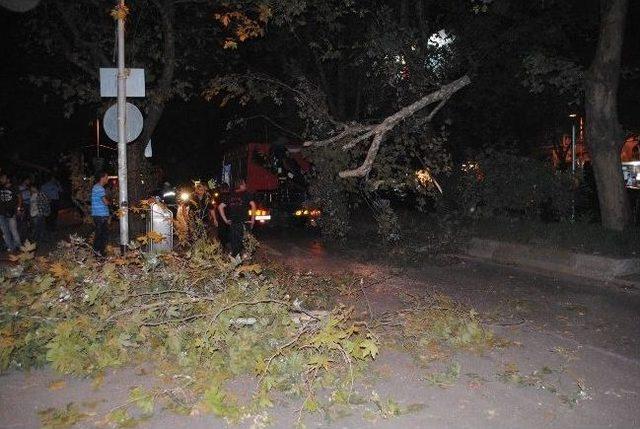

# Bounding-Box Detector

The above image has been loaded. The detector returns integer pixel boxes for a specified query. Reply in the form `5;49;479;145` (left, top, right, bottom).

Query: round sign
103;102;144;144
0;0;40;12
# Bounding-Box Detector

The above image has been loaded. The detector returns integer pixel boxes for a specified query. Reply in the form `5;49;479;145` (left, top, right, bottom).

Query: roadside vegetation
328;151;638;261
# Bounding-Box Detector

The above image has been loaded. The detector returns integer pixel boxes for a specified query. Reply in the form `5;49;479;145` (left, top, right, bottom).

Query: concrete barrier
467;237;640;282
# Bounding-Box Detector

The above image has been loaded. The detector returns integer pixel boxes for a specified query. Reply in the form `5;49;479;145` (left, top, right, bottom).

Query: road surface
1;231;639;428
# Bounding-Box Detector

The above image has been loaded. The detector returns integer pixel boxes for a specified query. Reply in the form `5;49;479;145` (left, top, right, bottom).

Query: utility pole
116;0;129;253
569;113;577;221
96;118;101;158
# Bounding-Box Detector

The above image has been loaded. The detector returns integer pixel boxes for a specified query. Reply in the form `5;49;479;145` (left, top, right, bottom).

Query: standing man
217;179;256;257
42;174;62;231
215;183;230;248
91;171;110;256
0;174;22;253
29;181;50;243
17;176;32;238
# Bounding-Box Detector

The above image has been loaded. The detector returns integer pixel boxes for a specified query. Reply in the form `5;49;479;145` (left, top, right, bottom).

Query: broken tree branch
305;75;471;179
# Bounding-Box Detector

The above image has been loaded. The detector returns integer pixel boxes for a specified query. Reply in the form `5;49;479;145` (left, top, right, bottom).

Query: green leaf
359;338;379;359
129;386;154;416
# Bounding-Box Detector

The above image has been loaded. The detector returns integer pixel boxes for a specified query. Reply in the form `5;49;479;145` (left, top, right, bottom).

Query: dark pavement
1;227;639;428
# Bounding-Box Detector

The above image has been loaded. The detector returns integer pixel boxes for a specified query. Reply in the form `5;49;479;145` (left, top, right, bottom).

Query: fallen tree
0;236;379;424
206;72;470;240
303;75;471;179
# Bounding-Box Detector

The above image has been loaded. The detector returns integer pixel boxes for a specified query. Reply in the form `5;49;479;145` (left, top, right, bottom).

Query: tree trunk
584;0;630;231
127;0;176;236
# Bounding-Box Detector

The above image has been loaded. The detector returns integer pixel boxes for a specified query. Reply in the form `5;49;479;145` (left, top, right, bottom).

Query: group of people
0;172;62;254
89;171;257;258
183;179;257;257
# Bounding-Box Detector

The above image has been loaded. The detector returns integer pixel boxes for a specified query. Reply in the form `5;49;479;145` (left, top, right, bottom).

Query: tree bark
335;64;346;120
584;0;630;231
304;75;470;179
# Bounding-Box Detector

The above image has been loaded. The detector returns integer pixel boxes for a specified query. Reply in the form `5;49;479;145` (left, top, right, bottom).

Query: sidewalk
466;237;640;291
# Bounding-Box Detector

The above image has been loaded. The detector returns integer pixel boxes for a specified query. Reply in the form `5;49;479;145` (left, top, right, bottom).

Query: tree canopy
1;0;638;232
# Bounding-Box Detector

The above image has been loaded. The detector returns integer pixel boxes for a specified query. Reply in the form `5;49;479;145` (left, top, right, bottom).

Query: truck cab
222;142;319;226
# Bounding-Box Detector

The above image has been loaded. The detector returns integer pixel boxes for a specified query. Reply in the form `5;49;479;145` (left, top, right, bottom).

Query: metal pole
571;121;576;221
96;118;100;158
572;122;576;175
116;0;129;254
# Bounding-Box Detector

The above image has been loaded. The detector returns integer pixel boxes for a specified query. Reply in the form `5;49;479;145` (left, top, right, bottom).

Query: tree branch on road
304;75;471;179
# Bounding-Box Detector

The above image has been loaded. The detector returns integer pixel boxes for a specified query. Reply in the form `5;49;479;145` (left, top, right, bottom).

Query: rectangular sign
99;68;145;97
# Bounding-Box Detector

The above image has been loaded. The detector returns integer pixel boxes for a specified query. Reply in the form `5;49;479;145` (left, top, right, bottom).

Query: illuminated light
163;191;175;198
303;210;309;215
428;29;454;48
180;192;190;202
569;113;577;118
295;210;302;216
461;162;479;172
214;192;219;197
415;169;443;194
256;215;271;221
415;169;433;186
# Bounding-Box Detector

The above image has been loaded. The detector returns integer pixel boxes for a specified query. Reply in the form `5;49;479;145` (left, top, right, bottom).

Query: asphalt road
1;230;639;428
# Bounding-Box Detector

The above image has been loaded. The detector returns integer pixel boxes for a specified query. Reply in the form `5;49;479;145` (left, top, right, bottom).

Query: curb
466;237;640;291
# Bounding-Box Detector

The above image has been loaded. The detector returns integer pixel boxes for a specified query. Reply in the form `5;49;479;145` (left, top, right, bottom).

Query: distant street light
569;113;578;221
569;114;577;174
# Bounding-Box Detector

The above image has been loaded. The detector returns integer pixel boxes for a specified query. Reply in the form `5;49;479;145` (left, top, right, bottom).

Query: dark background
0;1;638;183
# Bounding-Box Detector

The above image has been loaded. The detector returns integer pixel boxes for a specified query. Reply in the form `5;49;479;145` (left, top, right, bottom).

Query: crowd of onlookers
1;166;258;259
0;171;63;254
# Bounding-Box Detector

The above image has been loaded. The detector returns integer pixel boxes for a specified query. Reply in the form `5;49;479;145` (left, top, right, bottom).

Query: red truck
221;142;320;226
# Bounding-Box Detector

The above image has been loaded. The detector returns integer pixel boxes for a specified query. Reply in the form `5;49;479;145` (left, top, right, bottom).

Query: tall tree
585;0;631;230
20;0;223;205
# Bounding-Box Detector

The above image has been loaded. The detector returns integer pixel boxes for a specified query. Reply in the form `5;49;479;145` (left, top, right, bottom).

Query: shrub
456;152;573;221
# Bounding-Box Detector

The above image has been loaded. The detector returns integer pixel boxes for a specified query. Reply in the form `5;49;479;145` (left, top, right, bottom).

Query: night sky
0;1;639;183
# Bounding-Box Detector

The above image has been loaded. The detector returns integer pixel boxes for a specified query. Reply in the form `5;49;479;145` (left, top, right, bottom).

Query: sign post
116;0;129;254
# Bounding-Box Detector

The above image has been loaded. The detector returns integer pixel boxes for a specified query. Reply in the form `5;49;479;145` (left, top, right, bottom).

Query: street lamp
569;113;577;175
569;113;578;221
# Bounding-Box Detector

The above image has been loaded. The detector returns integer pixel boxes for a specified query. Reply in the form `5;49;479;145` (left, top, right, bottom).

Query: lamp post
569;113;577;221
569;113;577;174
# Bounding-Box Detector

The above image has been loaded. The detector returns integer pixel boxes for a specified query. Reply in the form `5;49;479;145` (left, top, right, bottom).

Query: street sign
144;140;152;158
103;102;144;143
0;0;40;12
99;68;145;97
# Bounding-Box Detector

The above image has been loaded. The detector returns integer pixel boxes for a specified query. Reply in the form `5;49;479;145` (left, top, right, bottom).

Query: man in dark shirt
0;174;22;252
215;183;230;247
217;179;256;257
